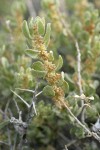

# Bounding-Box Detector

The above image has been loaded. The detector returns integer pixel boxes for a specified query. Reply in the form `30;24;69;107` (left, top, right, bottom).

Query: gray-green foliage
0;0;100;150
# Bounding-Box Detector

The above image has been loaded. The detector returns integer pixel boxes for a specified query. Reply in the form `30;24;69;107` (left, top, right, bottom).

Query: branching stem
61;100;100;142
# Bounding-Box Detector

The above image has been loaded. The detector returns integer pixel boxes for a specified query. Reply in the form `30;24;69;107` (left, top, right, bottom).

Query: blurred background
0;0;100;150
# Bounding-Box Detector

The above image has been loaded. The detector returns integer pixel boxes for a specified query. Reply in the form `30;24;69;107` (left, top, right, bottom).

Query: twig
0;109;9;119
75;41;84;118
65;145;68;150
13;133;17;150
60;100;100;142
11;90;30;108
16;88;35;93
61;100;91;134
25;0;36;18
61;18;86;123
7;128;13;150
75;41;83;95
58;132;69;143
36;91;42;97
12;84;40;149
0;141;9;145
66;134;91;148
27;85;39;123
4;99;11;117
60;17;83;95
13;99;20;115
66;140;77;148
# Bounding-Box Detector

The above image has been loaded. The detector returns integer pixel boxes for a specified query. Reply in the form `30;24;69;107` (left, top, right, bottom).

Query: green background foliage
0;0;100;149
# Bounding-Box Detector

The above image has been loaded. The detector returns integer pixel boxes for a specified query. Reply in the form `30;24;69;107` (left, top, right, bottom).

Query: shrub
0;0;100;150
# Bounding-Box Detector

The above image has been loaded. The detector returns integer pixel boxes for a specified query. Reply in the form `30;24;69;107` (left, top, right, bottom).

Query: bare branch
13;133;17;150
16;88;35;93
61;100;100;142
11;90;30;108
25;0;36;18
0;141;9;146
13;99;20;115
36;91;42;97
75;40;83;95
7;127;13;150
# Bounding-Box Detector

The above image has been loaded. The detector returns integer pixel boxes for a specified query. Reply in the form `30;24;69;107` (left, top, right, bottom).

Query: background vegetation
0;0;100;149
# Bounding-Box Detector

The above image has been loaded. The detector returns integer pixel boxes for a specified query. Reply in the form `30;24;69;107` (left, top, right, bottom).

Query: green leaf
62;80;69;94
29;17;34;36
95;22;100;33
37;18;45;35
22;20;32;39
61;71;64;80
0;45;5;56
43;85;55;97
32;61;44;71
29;17;34;28
44;23;51;47
41;17;45;27
56;55;63;71
57;79;69;94
32;69;47;78
1;57;9;68
48;51;54;61
26;49;39;59
0;120;10;130
33;16;45;35
42;0;59;8
32;61;47;78
70;126;84;138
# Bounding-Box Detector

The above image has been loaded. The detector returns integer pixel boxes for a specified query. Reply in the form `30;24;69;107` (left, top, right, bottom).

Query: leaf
32;69;47;78
56;55;63;71
44;23;51;47
29;17;34;36
22;20;32;39
37;18;45;35
43;85;55;97
32;61;44;71
70;126;84;138
26;49;39;59
1;57;9;68
65;73;74;84
29;17;34;29
61;71;64;80
41;17;45;27
48;51;54;61
32;61;47;78
62;80;69;94
0;120;10;130
95;22;100;33
57;79;69;94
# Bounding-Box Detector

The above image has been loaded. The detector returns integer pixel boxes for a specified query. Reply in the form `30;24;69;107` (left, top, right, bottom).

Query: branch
75;40;83;95
13;99;20;115
0;141;9;146
7;127;13;150
16;88;35;93
61;100;100;142
65;145;68;150
11;90;30;108
25;0;36;18
61;18;86;122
